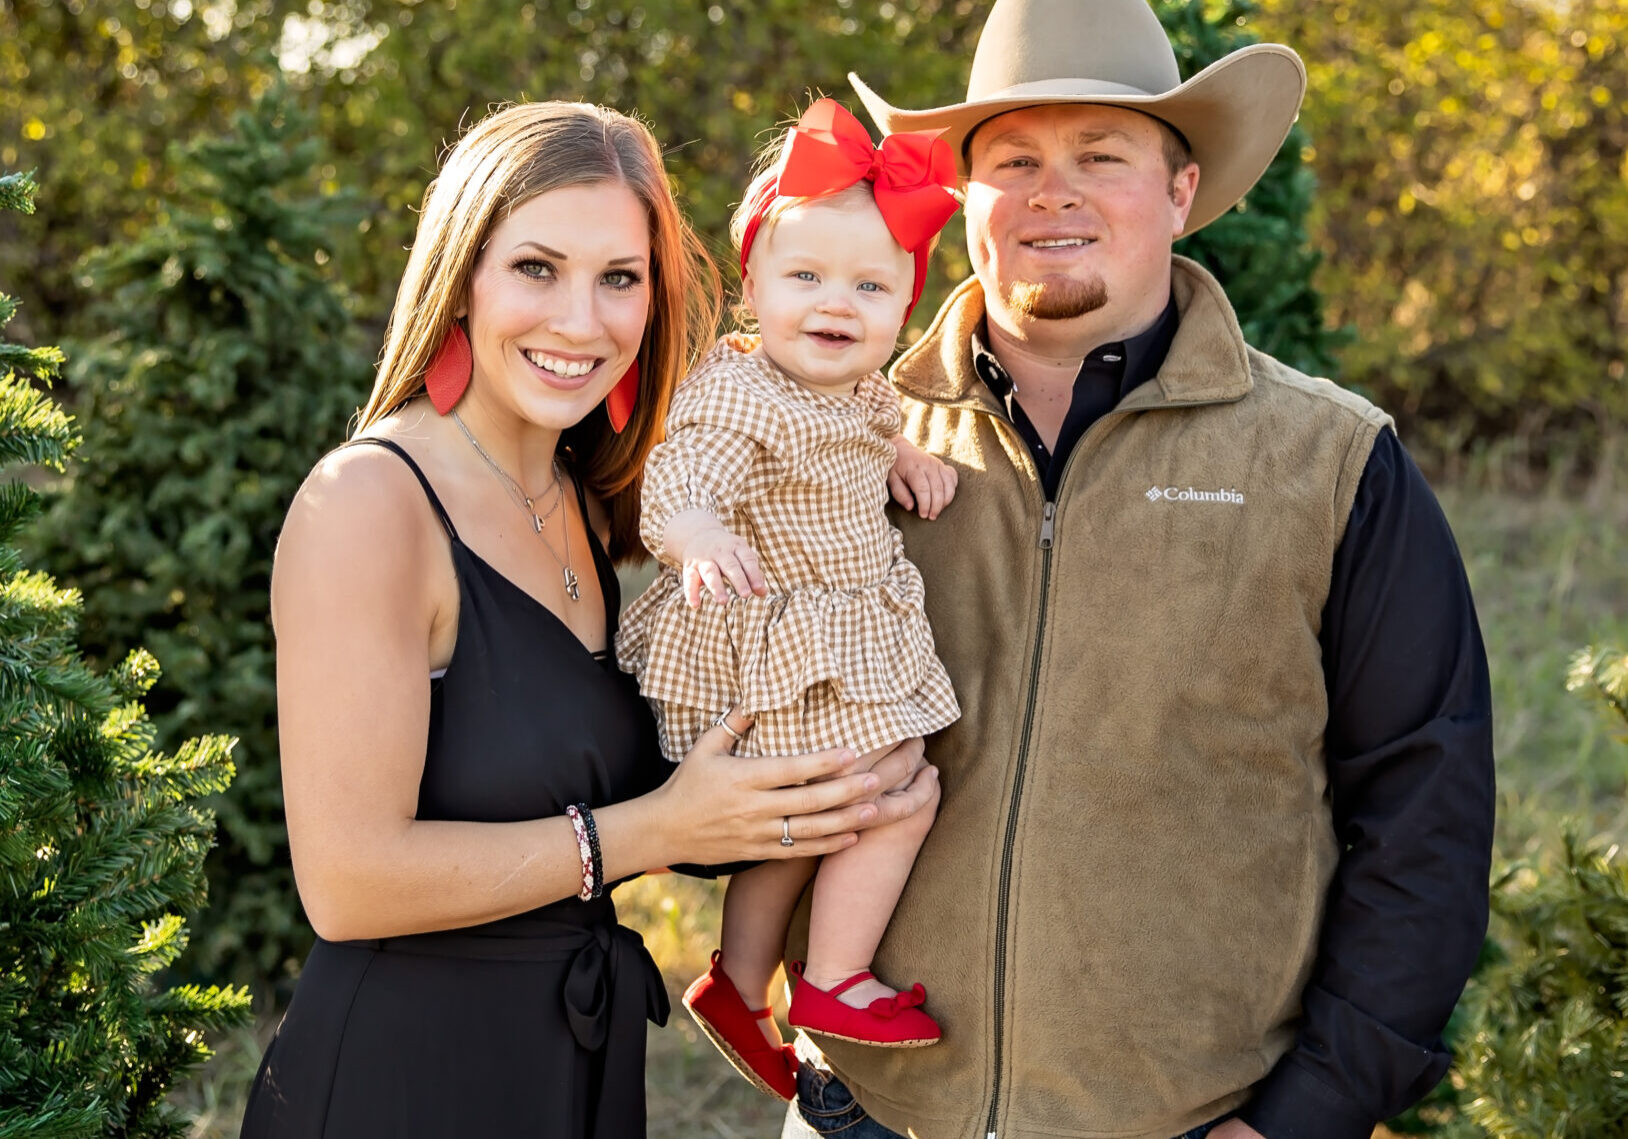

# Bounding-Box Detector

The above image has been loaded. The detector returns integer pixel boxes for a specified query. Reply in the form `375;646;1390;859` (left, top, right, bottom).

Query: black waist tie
347;898;670;1138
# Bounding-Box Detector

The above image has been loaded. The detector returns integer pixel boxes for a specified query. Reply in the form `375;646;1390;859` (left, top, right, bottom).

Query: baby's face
743;194;914;397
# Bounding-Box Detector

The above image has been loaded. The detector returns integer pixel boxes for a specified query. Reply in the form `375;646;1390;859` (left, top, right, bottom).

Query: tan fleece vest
787;259;1391;1139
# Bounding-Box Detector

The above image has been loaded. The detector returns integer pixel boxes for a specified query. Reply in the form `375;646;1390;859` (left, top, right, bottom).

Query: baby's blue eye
858;281;884;293
792;270;817;282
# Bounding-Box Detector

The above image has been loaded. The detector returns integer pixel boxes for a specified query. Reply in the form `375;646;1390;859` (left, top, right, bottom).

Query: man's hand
662;509;768;607
1207;1120;1265;1139
888;435;958;520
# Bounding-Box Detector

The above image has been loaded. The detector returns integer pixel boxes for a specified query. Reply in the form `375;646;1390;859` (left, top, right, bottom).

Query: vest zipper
983;429;1062;1139
928;369;1241;1137
981;413;1121;1138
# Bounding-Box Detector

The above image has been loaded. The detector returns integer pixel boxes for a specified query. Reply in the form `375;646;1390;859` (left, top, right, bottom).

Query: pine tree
1454;830;1628;1137
1396;647;1628;1139
1158;0;1348;378
34;88;374;994
0;171;252;1139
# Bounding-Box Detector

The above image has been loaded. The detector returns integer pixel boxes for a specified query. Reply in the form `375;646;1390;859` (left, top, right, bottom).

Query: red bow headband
738;99;959;319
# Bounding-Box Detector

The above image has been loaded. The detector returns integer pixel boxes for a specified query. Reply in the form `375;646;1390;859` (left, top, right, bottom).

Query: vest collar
891;256;1254;412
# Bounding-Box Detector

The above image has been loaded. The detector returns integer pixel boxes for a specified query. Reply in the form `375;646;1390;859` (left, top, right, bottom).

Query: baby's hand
666;511;767;607
888;436;958;520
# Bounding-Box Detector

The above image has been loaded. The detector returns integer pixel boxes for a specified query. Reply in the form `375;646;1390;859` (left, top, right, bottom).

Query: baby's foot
716;962;787;1049
800;969;899;1010
751;1005;785;1048
787;962;941;1047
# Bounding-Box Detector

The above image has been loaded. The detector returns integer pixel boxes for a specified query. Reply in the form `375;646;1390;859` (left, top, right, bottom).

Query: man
779;1;1496;1137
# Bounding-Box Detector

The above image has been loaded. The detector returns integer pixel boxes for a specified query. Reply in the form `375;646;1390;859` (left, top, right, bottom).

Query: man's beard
1006;275;1108;321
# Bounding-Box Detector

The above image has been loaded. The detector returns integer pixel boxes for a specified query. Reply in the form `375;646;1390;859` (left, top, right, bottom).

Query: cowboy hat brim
849;43;1306;236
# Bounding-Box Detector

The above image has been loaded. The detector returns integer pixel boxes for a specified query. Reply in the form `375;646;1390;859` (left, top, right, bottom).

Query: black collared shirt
972;297;1179;498
971;314;1495;1138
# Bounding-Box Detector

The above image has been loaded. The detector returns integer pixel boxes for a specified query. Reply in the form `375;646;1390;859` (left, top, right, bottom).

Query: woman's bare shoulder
273;437;448;619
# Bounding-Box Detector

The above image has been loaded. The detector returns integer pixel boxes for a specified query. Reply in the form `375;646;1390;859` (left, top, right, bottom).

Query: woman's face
461;180;651;431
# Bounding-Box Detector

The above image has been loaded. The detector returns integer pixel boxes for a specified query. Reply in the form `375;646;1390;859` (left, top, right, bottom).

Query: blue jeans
781;1066;1232;1139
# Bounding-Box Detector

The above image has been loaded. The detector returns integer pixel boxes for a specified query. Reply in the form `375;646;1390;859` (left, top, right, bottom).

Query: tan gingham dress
616;334;960;762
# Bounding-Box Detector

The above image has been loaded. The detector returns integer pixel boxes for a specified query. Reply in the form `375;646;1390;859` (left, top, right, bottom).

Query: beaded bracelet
564;805;595;901
580;805;604;900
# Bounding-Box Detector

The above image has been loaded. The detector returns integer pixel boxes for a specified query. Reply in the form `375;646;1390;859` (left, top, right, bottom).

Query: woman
240;101;938;1139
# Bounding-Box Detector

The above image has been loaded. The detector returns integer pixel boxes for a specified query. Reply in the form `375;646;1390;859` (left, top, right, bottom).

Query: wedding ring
713;711;745;744
781;817;795;848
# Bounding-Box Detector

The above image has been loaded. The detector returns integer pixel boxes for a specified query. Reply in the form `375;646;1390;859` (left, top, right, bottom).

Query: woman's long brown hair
356;102;722;563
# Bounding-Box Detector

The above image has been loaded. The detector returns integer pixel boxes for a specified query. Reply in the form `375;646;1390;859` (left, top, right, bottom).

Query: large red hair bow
739;99;959;316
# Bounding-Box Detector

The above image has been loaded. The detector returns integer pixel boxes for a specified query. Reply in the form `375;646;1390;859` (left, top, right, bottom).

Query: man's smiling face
964;103;1198;340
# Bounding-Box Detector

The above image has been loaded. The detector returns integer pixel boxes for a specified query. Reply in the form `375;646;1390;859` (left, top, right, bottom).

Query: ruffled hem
616;557;947;712
644;679;960;764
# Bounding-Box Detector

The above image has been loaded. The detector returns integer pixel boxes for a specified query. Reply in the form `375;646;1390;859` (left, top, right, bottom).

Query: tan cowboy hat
848;0;1306;234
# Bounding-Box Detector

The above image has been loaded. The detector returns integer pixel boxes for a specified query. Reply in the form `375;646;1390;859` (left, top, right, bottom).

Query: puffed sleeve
638;367;790;566
858;371;903;438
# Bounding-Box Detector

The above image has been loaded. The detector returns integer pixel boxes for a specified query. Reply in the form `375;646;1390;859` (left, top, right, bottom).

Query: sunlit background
2;1;1624;1135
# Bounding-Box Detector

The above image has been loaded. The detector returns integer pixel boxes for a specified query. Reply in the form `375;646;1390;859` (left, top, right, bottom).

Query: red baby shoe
785;961;941;1048
682;950;799;1100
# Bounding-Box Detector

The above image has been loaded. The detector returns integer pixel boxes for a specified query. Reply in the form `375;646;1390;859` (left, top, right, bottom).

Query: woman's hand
623;714;939;870
888;435;958;520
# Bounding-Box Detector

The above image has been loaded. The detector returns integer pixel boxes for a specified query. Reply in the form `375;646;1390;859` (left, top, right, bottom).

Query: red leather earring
424;323;472;415
605;357;639;433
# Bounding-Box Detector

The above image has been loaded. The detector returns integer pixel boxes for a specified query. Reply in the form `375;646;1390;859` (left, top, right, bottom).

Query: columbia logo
1146;485;1246;505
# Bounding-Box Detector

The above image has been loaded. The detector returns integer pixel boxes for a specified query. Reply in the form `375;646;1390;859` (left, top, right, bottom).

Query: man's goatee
1008;277;1108;321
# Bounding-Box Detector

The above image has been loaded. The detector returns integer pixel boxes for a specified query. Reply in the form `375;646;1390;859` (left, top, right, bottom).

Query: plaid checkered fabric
616;334;960;762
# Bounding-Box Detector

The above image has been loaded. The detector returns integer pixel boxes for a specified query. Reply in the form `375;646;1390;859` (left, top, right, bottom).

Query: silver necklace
451;411;580;602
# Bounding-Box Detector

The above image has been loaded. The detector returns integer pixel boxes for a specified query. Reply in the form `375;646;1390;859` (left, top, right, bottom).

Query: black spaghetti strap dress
241;438;673;1139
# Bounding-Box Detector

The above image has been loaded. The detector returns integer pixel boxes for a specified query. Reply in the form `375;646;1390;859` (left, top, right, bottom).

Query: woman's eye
515;259;553;279
1001;157;1035;169
603;269;642;290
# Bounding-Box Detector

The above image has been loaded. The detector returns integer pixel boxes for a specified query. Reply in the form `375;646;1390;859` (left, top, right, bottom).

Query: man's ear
1170;162;1200;237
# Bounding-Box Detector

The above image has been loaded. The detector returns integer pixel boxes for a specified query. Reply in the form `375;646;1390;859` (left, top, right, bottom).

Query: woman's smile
521;347;604;388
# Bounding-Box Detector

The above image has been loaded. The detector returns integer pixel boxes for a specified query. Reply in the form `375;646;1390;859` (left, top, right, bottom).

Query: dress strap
345;437;460;542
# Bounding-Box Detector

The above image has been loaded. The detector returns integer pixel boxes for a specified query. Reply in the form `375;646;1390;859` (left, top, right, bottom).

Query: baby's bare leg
802;742;940;1008
720;857;819;1045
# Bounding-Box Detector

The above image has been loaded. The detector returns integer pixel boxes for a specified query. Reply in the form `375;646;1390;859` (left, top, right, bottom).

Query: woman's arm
274;449;927;942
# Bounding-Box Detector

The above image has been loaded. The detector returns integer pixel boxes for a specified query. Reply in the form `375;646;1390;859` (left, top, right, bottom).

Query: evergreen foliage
33;88;373;993
0;175;251;1139
1454;828;1628;1138
1160;0;1346;379
1389;647;1628;1139
1565;645;1628;734
0;173;68;416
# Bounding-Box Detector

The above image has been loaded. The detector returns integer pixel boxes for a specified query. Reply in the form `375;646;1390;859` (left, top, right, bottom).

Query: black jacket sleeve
1240;428;1496;1139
